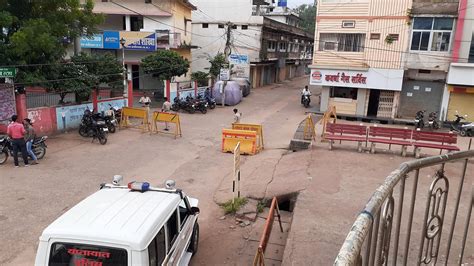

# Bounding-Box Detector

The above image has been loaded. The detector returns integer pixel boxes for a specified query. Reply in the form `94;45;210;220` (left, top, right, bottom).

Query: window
387;34;399;41
410;17;453;52
469;33;474;63
319;33;365;52
166;209;179;249
267;41;276;51
279;42;287;52
218;24;224;28
148;227;166;266
342;21;355;28
241;25;248;30
202;23;208;28
145;0;151;3
49;242;127;266
330;87;358;100
231;25;237;29
130;16;143;31
179;201;189;228
418;69;431;74
370;33;381;40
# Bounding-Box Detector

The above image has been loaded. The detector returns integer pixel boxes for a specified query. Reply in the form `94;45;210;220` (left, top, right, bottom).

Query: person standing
233;108;241;124
23;118;39;164
7;115;29;167
139;93;152;126
161;97;172;131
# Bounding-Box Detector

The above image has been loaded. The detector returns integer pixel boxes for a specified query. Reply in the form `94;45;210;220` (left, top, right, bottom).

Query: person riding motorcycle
301;86;311;104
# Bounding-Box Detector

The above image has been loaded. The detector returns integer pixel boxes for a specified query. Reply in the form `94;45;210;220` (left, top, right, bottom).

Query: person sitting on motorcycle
301;86;311;104
204;88;211;100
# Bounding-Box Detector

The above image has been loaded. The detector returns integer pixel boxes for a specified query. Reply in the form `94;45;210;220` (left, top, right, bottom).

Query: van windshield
49;242;127;266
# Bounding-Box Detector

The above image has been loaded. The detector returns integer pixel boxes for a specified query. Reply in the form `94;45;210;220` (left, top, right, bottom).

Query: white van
35;177;199;266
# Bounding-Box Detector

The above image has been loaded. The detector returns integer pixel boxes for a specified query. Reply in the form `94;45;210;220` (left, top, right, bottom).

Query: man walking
161;97;172;131
233;108;241;124
7;115;29;167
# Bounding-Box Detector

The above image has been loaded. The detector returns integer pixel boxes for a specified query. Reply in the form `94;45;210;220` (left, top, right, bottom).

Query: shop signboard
310;68;403;91
80;34;103;49
119;31;156;51
103;31;121;49
220;69;230;81
228;54;250;79
0;67;16;78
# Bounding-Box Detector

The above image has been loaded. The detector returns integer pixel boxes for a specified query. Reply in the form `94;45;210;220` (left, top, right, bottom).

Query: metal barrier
232;123;264;151
222;129;258;155
120;107;150;132
335;150;474;265
152;111;181;138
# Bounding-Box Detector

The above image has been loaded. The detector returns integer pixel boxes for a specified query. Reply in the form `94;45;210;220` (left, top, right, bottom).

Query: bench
368;126;413;157
412;131;460;158
325;123;367;152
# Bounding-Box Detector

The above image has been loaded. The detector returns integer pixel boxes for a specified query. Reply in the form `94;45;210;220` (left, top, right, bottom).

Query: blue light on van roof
128;181;150;192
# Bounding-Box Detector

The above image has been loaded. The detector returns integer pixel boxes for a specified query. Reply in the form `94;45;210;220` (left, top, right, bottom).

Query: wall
27;107;57;136
56;103;93;131
458;0;474;61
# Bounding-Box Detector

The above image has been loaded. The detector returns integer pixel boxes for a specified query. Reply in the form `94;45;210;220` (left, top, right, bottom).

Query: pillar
92;89;98;112
128;80;133;107
15;93;27;121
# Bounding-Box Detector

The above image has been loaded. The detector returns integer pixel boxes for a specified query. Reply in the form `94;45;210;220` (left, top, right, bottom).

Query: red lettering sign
324;72;367;84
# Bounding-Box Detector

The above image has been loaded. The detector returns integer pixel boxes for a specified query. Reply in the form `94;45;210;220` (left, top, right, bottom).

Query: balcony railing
335;149;474;265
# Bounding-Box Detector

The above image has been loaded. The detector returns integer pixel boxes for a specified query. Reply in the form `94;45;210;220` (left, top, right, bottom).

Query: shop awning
93;1;172;17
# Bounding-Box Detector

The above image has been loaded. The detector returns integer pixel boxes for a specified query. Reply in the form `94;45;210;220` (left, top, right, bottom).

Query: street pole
120;38;127;102
222;22;233;107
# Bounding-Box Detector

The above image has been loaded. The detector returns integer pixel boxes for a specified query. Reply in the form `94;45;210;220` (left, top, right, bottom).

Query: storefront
444;63;474;121
310;68;403;118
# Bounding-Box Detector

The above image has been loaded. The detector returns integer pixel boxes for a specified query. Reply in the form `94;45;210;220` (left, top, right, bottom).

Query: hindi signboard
0;67;16;78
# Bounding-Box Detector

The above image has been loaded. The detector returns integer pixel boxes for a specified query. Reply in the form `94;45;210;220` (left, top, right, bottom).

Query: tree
191;71;209;87
71;52;123;89
0;0;104;83
141;50;190;81
294;4;317;34
208;53;226;79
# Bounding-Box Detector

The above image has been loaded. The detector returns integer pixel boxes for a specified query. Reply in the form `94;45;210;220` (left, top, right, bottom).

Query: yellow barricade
152;112;182;138
222;129;258;155
232;123;264;151
120;107;150;132
303;114;316;141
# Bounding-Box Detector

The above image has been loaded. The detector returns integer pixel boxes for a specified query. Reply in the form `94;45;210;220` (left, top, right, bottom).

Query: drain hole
264;192;298;212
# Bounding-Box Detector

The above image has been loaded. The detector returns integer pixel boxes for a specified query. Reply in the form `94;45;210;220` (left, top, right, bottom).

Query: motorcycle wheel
78;126;88;137
171;105;179;112
209;103;216;109
460;130;467;137
188;108;196;114
0;150;8;165
467;130;472;137
200;108;207;114
108;123;116;133
98;135;107;145
304;101;309;108
35;145;46;160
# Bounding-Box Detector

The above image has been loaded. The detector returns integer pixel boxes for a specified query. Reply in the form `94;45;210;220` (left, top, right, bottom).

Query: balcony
156;31;182;49
335;150;474;265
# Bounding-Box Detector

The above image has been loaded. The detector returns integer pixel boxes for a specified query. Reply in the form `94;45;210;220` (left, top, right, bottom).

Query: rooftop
40;187;181;250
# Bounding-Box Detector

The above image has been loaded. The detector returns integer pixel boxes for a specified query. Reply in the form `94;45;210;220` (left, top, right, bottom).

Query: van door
165;203;196;265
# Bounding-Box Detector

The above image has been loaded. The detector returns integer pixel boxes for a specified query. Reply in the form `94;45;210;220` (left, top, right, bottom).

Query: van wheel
188;223;199;255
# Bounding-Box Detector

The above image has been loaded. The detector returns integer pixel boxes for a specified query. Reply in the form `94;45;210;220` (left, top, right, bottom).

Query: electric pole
221;22;233;106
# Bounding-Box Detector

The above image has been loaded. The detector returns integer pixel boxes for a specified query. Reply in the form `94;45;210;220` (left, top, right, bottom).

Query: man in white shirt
301;85;311;104
139;93;151;107
161;97;172;131
233;108;241;124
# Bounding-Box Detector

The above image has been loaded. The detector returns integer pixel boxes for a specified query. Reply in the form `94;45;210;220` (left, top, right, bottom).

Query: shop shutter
447;92;474;121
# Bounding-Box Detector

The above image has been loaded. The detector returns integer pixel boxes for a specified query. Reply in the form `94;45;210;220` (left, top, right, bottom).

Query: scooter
427;112;440;130
302;95;311;108
451;112;473;137
0;136;48;165
414;110;425;129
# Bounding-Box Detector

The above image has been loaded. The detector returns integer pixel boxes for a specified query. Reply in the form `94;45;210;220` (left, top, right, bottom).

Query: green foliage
294;4;317;34
208;53;226;79
71;52;123;88
257;200;267;213
191;71;209;86
0;0;104;83
141;50;190;81
220;197;248;214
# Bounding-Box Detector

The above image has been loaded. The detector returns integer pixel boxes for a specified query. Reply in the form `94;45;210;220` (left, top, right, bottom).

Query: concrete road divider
232;123;264;152
152;112;182;138
222;129;258;155
120;107;150;132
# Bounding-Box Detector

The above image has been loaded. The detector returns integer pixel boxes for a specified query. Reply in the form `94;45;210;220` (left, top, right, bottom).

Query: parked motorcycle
414;110;425;129
195;95;209;114
79;110;109;144
302;95;311;108
451;112;473;137
427;112;440;130
171;97;196;114
107;104;122;125
0;135;48;165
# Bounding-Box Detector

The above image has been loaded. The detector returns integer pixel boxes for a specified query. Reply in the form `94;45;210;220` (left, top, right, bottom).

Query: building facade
191;0;313;89
76;0;196;96
310;0;409;118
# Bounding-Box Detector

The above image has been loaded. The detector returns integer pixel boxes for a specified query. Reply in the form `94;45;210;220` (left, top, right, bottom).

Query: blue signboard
103;31;121;49
278;0;287;7
229;54;249;64
80;35;103;48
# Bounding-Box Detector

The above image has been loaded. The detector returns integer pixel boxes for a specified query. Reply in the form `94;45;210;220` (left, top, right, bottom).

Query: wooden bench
368;126;413;157
325;123;367;152
412;131;460;158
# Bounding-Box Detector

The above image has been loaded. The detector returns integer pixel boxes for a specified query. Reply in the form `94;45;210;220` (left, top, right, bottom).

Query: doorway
132;65;140;90
367;89;380;117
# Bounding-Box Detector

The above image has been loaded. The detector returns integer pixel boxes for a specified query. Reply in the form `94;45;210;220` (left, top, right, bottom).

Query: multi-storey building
443;0;474;120
191;0;313;89
310;0;409;118
77;0;196;96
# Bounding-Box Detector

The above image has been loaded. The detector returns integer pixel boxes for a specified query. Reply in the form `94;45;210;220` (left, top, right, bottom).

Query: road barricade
222;129;258;155
232;123;264;152
152;111;182;138
120;107;150;132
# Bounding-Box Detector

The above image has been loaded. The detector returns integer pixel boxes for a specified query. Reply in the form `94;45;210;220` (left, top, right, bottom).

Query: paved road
0;77;310;265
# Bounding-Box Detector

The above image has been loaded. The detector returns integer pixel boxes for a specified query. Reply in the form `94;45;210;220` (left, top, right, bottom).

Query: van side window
166;209;179;250
148;227;166;266
179;200;189;228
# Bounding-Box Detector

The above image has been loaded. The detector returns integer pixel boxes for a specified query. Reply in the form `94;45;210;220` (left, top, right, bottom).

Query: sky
288;0;315;8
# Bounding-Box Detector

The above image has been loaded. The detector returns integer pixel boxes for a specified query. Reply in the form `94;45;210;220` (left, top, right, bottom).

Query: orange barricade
222;129;258;155
232;123;264;151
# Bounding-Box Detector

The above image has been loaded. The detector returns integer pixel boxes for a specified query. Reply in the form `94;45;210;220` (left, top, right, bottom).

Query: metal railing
335;149;474;265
